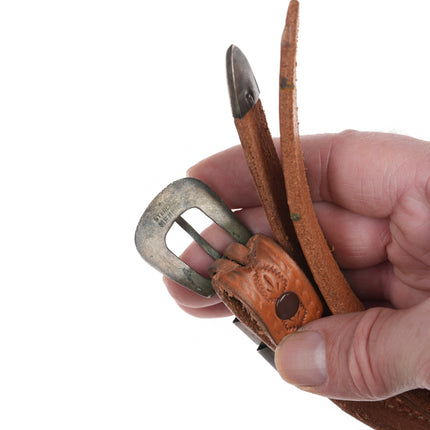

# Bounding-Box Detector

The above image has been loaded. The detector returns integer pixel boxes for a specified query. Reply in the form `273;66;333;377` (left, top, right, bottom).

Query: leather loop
211;234;323;350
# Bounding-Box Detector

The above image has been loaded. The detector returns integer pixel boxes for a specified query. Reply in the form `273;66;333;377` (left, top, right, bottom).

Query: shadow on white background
1;1;429;428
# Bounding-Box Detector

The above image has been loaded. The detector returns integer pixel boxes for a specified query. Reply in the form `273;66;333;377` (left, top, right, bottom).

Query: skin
163;130;430;400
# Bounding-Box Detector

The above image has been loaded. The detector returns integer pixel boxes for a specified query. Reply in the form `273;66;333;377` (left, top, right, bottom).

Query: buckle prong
175;215;222;260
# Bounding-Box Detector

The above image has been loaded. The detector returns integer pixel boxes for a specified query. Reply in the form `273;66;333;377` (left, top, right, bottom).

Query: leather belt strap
279;1;363;315
233;98;301;262
279;3;430;429
226;45;301;260
213;1;430;429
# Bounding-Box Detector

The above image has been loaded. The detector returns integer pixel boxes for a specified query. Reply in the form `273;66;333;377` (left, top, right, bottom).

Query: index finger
303;130;430;217
188;131;430;218
187;144;260;209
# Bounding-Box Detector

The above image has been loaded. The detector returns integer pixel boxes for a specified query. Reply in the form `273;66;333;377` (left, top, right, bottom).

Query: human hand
164;130;430;400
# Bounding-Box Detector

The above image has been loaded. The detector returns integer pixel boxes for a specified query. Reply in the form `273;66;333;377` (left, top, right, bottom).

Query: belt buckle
134;177;276;367
134;177;252;297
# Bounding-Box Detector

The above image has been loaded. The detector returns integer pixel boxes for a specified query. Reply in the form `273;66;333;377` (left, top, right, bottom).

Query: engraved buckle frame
134;177;252;297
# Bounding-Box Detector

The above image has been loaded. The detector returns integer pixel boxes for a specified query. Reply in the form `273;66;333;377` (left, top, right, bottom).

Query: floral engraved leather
210;234;323;350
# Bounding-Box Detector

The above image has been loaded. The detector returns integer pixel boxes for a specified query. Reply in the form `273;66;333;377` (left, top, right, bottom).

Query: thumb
274;298;430;401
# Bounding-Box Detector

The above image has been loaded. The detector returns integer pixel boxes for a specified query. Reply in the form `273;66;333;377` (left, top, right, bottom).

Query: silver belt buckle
134;177;252;297
135;177;275;367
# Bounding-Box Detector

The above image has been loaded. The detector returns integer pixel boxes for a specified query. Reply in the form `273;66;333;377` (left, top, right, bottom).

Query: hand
164;130;430;400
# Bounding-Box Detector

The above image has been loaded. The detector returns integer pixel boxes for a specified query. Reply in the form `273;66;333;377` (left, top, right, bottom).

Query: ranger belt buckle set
135;2;430;429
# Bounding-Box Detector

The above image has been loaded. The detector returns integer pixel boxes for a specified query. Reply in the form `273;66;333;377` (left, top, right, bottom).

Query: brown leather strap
233;98;304;265
279;0;363;315
278;2;430;429
215;2;430;429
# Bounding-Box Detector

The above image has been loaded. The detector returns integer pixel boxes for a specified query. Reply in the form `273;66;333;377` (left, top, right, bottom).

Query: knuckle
338;129;359;138
334;129;360;145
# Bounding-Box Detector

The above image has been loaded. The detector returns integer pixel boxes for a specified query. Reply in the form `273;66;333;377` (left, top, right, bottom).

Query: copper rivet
276;292;300;320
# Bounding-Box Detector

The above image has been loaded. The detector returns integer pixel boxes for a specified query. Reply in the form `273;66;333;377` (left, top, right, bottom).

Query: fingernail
275;330;327;387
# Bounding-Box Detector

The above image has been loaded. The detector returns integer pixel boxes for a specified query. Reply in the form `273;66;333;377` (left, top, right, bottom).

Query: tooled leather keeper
210;2;430;429
210;234;323;351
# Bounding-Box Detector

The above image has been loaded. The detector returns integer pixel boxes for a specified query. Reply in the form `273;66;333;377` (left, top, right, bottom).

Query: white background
1;1;430;429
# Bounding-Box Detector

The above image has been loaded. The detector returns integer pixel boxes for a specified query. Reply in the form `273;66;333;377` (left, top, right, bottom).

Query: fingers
163;206;272;317
344;262;430;309
189;146;395;268
302;131;430;217
164;201;400;313
187;145;260;209
177;302;232;319
314;201;390;269
342;263;393;303
162;222;237;314
164;277;223;309
275;298;430;400
189;131;430;218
